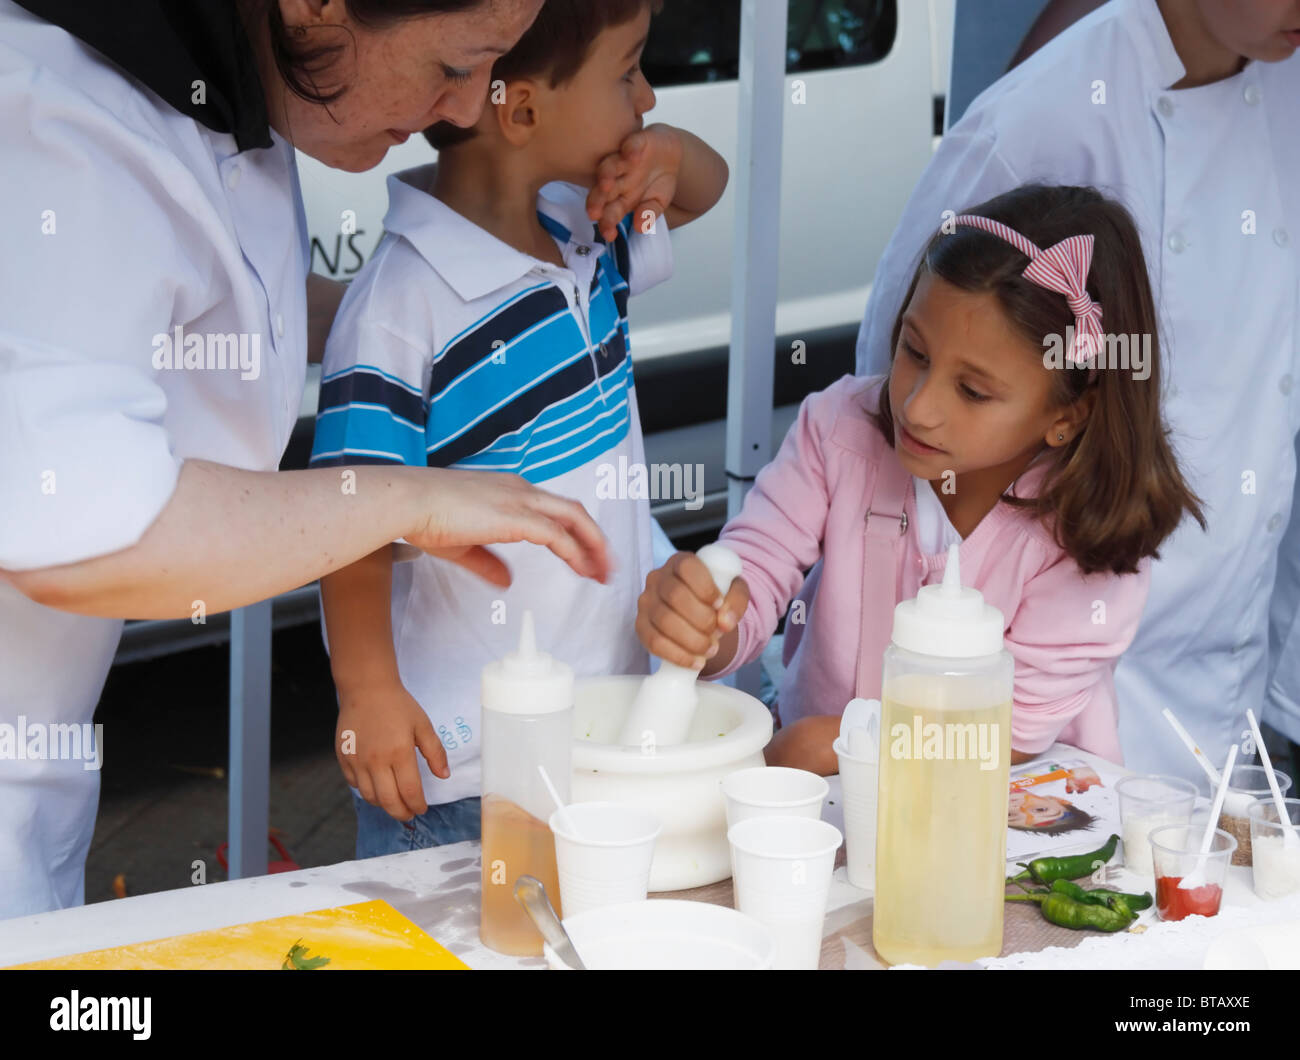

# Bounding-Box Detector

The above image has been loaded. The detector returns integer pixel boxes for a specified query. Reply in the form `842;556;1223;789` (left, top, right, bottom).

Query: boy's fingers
415;719;450;781
391;762;428;818
372;769;411;822
355;770;378;808
447;545;512;588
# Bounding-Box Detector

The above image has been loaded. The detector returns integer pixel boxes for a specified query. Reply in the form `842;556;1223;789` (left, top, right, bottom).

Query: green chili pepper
1047;878;1152;911
1007;833;1120;885
1005;891;1134;932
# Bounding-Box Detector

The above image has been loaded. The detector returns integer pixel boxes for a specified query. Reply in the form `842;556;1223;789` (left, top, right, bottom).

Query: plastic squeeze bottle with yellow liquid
479;611;572;956
873;544;1013;966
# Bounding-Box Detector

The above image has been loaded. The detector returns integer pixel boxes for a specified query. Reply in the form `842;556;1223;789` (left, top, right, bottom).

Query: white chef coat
856;0;1300;776
0;0;308;918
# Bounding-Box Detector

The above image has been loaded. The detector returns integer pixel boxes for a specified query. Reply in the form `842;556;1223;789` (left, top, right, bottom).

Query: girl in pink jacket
636;184;1205;772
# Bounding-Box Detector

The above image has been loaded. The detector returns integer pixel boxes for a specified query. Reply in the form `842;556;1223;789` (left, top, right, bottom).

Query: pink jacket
714;375;1149;764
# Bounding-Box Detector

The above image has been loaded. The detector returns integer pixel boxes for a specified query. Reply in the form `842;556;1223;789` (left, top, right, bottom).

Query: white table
0;746;1287;970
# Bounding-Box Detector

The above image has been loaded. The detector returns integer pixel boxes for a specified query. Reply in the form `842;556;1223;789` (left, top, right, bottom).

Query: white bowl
544;899;774;970
572;676;774;891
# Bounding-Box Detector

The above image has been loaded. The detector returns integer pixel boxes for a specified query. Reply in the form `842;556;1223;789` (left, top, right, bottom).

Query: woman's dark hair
873;183;1206;575
425;0;662;150
262;0;484;106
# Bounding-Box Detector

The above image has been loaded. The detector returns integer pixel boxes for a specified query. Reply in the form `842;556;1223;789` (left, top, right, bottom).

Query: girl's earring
1058;433;1065;442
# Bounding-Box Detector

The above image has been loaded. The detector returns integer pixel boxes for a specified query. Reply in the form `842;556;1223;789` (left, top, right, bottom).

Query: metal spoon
514;875;586;970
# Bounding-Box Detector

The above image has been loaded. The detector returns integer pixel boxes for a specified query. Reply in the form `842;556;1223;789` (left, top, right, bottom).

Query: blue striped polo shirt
309;165;671;806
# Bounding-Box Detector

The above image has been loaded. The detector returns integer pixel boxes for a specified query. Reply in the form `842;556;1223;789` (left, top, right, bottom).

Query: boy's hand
587;123;684;243
764;716;840;776
636;550;749;670
335;680;448;822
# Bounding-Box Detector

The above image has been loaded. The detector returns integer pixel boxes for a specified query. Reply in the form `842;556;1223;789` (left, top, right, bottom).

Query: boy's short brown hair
424;0;661;151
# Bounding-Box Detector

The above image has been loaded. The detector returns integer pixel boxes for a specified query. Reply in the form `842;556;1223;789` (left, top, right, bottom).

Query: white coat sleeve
855;131;1022;377
0;81;188;571
1265;432;1300;744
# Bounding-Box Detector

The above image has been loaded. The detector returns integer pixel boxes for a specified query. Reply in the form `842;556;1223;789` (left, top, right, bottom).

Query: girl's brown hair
873;184;1205;575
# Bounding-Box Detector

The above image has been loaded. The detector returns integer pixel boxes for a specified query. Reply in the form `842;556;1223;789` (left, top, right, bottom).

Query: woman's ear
496;81;541;146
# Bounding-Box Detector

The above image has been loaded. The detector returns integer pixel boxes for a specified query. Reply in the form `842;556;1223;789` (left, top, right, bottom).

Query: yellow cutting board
10;900;468;970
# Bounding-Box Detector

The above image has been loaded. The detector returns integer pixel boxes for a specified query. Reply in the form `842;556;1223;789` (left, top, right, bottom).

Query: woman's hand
406;469;610;588
336;678;447;822
636;551;749;674
763;715;840;776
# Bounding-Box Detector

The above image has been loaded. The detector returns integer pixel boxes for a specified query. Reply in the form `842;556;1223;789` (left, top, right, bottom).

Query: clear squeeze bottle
479;611;573;956
873;544;1013;966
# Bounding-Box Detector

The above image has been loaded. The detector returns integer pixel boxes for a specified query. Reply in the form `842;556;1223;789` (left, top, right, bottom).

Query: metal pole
727;0;788;697
227;600;272;878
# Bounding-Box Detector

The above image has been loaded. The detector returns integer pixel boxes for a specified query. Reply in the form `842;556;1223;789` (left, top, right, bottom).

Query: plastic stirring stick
538;764;581;839
1246;708;1300;848
1161;708;1222;788
1180;743;1237;890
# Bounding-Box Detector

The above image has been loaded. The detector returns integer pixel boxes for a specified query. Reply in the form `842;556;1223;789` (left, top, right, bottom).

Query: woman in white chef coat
855;0;1300;780
0;0;609;920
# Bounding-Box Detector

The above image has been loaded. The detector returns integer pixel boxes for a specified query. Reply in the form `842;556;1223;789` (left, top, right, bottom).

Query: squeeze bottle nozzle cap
891;543;1005;658
482;610;574;715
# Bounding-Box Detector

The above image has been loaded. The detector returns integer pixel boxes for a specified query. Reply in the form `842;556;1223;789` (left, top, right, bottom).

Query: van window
643;0;897;87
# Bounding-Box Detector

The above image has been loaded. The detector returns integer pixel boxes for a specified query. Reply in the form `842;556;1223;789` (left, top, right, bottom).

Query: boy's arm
322;546;450;821
587;124;729;239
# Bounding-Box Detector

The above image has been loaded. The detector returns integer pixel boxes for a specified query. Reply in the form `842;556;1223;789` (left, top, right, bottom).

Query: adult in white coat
0;0;617;921
856;0;1300;780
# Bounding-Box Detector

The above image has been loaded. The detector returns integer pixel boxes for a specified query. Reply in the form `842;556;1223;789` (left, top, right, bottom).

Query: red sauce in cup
1155;876;1223;921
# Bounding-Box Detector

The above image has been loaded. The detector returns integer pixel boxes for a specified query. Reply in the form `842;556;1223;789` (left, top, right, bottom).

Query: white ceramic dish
544;899;774;970
571;676;773;891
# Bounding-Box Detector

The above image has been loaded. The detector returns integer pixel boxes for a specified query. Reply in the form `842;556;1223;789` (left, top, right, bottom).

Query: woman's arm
3;460;608;619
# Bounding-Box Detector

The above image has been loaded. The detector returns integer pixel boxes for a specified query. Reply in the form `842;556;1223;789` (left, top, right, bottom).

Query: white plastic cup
548;802;662;919
832;736;877;890
721;766;829;829
1116;774;1197;877
728;815;843;970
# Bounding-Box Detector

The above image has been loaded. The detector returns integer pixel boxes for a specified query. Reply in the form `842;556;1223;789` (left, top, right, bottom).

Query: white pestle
618;543;744;748
1246;708;1300;849
1181;743;1237;890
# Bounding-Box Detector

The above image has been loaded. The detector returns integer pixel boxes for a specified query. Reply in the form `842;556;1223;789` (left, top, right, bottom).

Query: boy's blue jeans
351;791;481;859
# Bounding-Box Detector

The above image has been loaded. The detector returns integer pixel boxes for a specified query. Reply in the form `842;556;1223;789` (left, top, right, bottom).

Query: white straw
1246;709;1299;847
537;764;581;838
1161;708;1222;788
1200;743;1237;856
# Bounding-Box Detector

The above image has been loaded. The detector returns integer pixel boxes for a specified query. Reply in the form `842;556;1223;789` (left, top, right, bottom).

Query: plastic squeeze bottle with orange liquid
873;544;1013;966
479;611;573;956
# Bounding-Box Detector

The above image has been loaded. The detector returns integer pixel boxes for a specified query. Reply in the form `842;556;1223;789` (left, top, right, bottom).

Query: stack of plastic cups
832;725;878;891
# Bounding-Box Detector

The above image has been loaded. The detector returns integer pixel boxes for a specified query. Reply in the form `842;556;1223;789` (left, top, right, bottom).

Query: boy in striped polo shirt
310;0;729;854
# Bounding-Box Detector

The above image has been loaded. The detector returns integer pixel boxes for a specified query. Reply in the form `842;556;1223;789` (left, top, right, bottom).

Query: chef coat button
576;245;592;257
1157;96;1174;118
1274;227;1290;248
1281;374;1294;396
226;165;242;191
1244;84;1261;106
275;312;285;338
1268;514;1283;533
1167;231;1186;254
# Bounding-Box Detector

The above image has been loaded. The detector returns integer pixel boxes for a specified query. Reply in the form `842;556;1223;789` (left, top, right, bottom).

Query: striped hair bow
952;214;1104;367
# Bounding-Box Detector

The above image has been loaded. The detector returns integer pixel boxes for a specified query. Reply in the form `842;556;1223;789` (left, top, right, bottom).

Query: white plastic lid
481;611;574;715
890;543;1005;658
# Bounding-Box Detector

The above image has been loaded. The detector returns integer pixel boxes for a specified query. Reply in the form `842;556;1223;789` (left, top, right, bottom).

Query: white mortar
571;676;774;891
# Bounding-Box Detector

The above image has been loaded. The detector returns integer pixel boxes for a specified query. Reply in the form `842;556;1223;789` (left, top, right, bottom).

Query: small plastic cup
548;802;661;919
1217;766;1292;866
1247;797;1300;900
831;736;877;890
1116;774;1197;877
1149;819;1236;922
721;766;829;829
727;815;842;970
